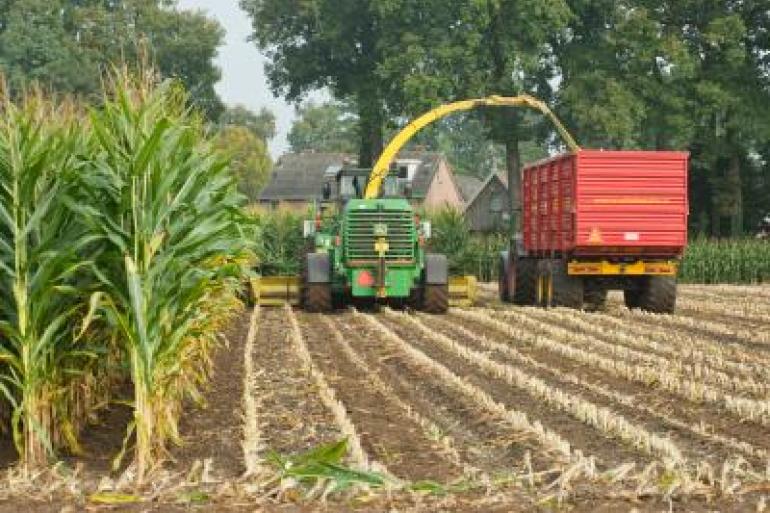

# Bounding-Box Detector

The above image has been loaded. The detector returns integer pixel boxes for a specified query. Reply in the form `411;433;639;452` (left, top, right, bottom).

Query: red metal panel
522;150;688;258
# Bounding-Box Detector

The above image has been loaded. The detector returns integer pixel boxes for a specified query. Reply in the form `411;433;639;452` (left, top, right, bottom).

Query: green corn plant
0;87;99;474
73;69;251;481
680;238;770;284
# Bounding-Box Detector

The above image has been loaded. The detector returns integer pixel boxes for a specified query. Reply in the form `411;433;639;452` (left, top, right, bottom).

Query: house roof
258;150;446;201
453;174;484;202
463;171;508;212
258;153;353;201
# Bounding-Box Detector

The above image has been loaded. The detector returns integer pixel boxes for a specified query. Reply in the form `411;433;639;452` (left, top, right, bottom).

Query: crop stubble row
243;290;770;488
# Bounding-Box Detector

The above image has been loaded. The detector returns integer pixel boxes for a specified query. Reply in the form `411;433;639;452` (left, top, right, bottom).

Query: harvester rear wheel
637;276;677;314
423;284;449;314
304;283;332;313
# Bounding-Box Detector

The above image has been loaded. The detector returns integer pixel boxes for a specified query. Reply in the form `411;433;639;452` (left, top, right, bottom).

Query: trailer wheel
512;258;537;306
551;263;584;309
637;276;677;314
498;253;511;302
624;289;642;309
423;284;449;314
583;283;608;312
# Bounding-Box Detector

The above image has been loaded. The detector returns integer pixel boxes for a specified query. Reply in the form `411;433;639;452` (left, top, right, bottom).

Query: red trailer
500;150;689;313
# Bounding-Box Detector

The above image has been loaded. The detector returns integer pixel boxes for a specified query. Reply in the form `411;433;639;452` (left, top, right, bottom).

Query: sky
176;0;323;158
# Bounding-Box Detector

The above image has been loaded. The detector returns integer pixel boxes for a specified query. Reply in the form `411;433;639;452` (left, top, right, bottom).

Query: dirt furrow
247;308;342;459
424;313;769;468
171;310;250;480
298;311;465;483
340;311;571;476
480;308;770;421
376;312;657;470
608;307;770;355
511;307;770;396
547;306;770;378
446;309;770;464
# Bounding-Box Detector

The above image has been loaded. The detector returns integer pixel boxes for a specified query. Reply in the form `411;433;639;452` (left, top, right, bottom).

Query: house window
490;194;503;213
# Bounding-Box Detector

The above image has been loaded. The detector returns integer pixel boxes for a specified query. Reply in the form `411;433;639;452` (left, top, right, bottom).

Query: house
463;172;511;233
257;151;467;210
453;174;484;203
257;152;353;211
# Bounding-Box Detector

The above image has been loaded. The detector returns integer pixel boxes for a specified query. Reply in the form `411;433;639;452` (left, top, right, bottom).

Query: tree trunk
727;153;743;236
357;90;383;168
505;137;522;235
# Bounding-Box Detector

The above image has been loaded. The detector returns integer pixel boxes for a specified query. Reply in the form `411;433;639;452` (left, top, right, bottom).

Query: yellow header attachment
364;94;580;199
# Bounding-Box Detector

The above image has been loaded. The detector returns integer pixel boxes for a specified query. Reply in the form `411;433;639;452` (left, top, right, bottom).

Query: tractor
299;165;452;313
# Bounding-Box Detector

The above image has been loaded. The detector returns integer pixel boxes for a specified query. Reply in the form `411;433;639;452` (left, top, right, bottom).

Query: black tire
637;276;677;314
498;253;511;302
304;283;332;312
583;284;608;312
422;284;449;314
551;263;583;309
512;258;537;306
624;289;642;309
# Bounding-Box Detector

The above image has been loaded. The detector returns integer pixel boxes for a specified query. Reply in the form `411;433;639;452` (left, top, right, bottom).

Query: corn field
680;238;770;284
218;283;770;510
0;71;250;481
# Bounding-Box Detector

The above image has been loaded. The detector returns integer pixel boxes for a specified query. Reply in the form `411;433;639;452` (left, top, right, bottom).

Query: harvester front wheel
304;283;332;313
423;284;449;314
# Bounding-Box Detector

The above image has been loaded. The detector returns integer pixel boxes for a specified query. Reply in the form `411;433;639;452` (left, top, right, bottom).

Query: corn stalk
72;70;250;482
0;87;99;474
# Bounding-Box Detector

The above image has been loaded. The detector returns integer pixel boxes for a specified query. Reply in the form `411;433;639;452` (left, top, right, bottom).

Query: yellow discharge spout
364;94;580;200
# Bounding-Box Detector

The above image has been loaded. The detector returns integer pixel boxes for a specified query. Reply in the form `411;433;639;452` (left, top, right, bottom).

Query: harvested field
5;284;770;512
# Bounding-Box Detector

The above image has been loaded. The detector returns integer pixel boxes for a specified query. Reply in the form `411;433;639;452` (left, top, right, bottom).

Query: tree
220;105;276;141
0;0;225;118
287;102;358;154
213;126;273;201
557;0;770;236
240;0;386;166
376;0;572;230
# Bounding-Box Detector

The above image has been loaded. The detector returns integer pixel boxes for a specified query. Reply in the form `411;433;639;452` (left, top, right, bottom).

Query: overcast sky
176;0;322;158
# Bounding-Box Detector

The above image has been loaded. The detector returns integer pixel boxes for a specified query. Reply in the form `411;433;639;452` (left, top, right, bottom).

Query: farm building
453;174;484;203
463;172;510;232
257;151;467;210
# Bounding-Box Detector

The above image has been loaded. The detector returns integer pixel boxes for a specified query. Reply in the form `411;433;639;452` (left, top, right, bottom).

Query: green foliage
72;69;250;481
0;0;225;118
219;105;276;141
213;126;273;202
680;239;770;284
0;86;99;472
267;439;387;495
252;210;306;276
288;102;359;154
425;208;506;280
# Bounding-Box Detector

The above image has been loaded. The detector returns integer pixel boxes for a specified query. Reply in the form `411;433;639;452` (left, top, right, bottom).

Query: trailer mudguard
305;253;331;283
425;254;448;285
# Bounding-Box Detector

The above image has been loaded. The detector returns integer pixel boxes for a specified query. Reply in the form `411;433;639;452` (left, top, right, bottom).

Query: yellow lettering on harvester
588;228;603;244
